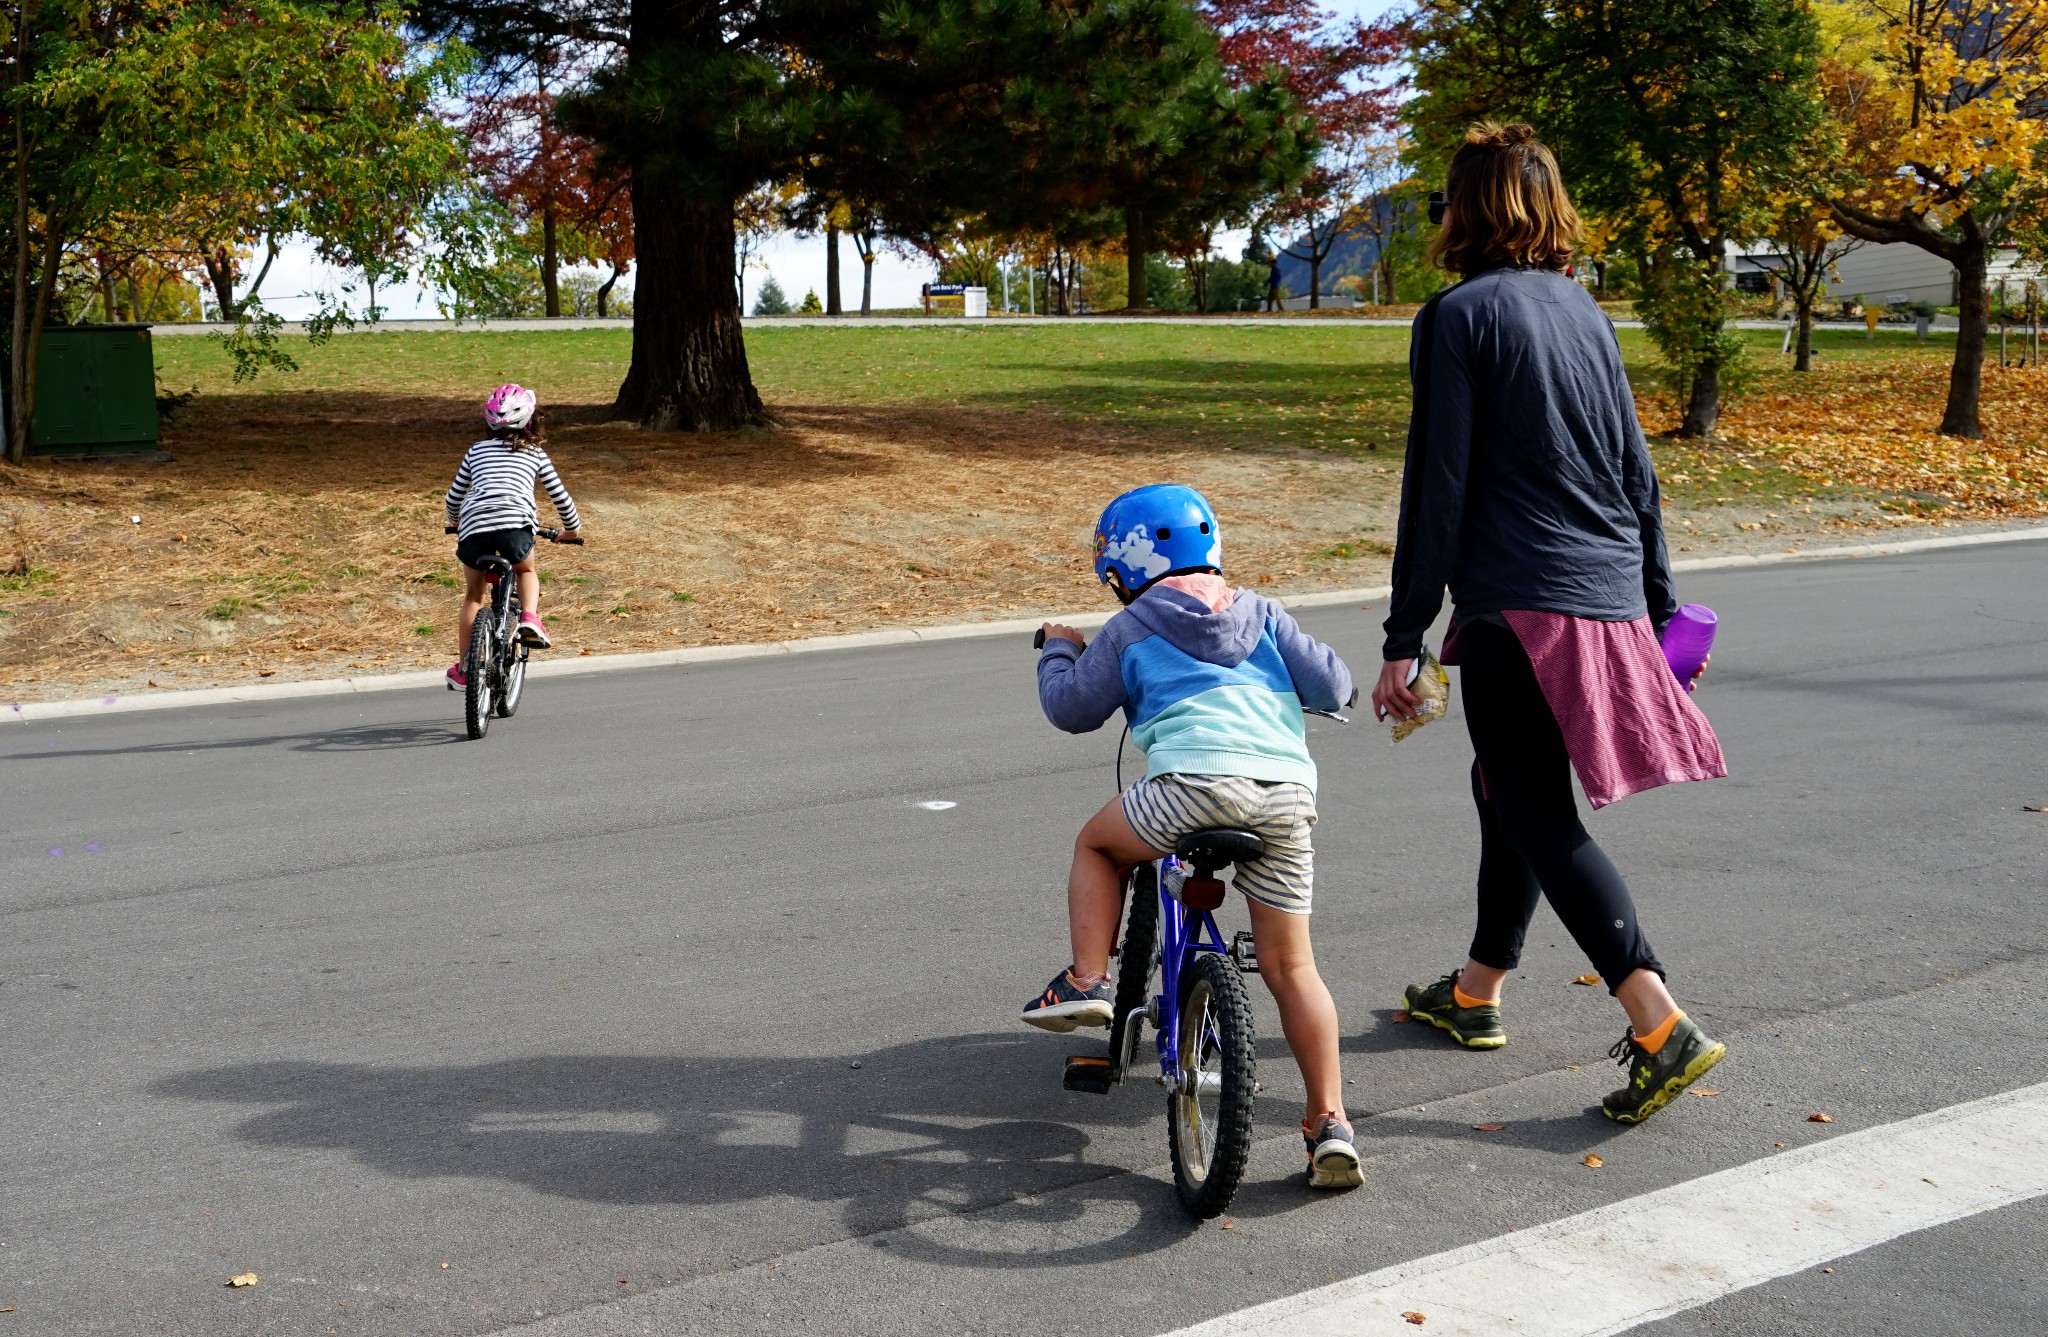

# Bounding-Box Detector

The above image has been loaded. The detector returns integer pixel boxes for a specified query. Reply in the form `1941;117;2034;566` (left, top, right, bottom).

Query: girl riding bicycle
1030;484;1364;1189
444;384;582;689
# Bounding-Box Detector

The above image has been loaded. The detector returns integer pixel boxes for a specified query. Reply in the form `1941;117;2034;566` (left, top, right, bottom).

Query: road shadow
2;719;463;760
154;1032;1218;1267
1339;1006;1475;1058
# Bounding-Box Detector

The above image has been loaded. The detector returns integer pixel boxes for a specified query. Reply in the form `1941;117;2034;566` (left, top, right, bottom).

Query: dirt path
0;391;2005;704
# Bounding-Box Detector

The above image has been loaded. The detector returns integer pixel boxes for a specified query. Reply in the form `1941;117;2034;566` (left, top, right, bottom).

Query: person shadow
153;1032;1211;1268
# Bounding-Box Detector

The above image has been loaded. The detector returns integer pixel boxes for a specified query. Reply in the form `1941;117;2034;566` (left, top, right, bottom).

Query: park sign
921;283;989;317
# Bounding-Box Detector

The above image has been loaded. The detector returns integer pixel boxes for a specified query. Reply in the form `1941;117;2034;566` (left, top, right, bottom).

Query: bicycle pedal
1230;930;1260;973
1061;1054;1113;1095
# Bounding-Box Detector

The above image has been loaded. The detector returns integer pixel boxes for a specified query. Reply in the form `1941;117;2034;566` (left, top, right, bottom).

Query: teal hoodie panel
1121;617;1316;790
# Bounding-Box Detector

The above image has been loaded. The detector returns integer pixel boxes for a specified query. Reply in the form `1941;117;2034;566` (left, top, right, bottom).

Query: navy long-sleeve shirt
1381;267;1676;662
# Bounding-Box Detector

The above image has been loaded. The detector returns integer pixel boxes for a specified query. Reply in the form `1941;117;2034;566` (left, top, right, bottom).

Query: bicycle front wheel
1168;951;1256;1218
496;648;526;717
1110;864;1161;1078
464;611;496;739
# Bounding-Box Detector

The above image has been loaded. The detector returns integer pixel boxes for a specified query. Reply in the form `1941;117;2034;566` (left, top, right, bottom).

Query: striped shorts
1121;773;1318;915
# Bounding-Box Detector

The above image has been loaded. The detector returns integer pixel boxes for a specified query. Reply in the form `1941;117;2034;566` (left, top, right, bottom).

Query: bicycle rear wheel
1110;864;1161;1078
464;610;496;739
1168;951;1256;1218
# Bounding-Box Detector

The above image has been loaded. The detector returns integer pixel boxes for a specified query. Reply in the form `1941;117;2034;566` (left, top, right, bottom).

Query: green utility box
30;324;161;456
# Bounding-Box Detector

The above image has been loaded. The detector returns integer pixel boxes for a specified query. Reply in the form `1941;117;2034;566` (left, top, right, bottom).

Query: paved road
6;542;2045;1335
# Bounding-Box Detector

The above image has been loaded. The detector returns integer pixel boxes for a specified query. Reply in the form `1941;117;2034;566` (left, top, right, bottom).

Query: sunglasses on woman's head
1428;191;1448;226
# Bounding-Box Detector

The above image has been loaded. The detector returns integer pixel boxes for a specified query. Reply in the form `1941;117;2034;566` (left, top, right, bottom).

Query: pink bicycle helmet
483;383;538;432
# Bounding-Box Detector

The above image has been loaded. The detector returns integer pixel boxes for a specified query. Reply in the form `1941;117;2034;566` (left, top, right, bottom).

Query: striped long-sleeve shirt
444;440;580;540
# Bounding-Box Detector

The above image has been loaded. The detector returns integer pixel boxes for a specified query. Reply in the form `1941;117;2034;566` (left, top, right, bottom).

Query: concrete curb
7;524;2043;724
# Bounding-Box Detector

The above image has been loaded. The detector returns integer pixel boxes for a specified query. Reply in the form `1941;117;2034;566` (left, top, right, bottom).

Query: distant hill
1273;196;1398;296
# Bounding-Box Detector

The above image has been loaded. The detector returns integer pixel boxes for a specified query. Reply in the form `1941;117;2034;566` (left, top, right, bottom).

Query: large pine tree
412;0;1306;427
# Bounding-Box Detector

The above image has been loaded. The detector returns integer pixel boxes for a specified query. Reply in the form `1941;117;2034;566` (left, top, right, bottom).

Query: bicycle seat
1176;829;1265;871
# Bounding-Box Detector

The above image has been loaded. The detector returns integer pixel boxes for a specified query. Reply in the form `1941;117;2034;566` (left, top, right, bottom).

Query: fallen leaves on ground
1691;1088;1722;1098
226;1273;259;1288
1472;1123;1506;1132
2025;805;2047;813
1391;1010;1412;1023
1403;1313;1427;1326
1638;360;2048;519
1582;1153;1605;1169
1809;1112;1834;1123
1572;974;1601;986
1220;1220;1235;1230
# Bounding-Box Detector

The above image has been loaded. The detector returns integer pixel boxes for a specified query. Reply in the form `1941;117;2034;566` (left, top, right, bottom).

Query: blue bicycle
1042;632;1345;1217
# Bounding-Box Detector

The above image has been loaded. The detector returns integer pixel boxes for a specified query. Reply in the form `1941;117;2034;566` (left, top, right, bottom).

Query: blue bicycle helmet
1093;484;1222;596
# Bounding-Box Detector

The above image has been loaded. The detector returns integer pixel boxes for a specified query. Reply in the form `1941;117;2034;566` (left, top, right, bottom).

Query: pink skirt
1445;611;1727;809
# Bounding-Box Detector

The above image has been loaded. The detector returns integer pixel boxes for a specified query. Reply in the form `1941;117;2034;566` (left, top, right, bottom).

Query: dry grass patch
0;391;1401;700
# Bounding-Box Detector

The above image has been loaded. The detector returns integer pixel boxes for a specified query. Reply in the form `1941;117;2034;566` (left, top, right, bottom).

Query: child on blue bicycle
1029;484;1363;1189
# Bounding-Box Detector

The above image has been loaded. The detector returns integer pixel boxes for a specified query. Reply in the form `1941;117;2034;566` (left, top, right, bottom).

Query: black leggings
1457;618;1664;991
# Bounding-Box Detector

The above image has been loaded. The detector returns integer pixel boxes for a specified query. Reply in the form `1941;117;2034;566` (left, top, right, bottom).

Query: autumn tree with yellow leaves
1826;0;2048;437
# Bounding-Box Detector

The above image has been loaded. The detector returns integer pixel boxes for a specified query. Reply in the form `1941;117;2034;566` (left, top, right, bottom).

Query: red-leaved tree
464;58;635;317
1202;0;1402;307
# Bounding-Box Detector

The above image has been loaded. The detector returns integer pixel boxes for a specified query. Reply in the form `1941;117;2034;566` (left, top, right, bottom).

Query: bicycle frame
1148;856;1232;1086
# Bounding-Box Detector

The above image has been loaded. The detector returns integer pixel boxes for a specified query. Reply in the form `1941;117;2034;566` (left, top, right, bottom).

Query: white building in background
1733;240;2043;307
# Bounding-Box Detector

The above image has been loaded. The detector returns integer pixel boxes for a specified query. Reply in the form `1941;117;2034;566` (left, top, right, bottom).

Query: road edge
9;524;2044;724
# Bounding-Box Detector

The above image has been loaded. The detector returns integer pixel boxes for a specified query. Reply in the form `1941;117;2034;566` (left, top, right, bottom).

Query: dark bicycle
447;526;581;739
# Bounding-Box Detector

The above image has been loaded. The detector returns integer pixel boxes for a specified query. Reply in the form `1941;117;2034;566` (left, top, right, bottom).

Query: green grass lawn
152;320;1960;507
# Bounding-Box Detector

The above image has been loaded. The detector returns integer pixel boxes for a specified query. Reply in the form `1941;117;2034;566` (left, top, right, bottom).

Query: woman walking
1373;122;1730;1124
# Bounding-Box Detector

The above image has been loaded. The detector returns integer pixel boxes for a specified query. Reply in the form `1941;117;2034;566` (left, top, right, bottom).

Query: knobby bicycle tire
496;595;525;718
464;610;496;739
496;649;526;717
1110;864;1161;1080
1168;951;1257;1218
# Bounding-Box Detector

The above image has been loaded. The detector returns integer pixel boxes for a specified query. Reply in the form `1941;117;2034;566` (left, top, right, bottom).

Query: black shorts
455;527;535;570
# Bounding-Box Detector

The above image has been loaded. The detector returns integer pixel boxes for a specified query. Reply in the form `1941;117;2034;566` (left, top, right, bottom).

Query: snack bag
1390;648;1449;743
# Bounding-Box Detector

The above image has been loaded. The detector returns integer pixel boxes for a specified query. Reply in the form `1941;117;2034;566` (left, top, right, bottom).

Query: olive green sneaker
1402;971;1506;1050
1602;1016;1727;1124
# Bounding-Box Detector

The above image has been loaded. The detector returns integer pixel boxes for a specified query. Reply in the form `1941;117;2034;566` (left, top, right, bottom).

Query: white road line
6;524;2043;723
1170;1080;2048;1337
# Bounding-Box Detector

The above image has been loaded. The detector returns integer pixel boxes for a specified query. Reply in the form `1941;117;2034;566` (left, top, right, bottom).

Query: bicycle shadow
3;719;463;760
152;1032;1205;1268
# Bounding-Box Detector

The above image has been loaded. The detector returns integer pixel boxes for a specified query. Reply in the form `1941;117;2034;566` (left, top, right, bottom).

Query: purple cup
1661;604;1717;684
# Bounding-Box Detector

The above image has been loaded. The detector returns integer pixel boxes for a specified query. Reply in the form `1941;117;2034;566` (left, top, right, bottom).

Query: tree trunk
861;254;874;317
596;266;620;318
1794;297;1814;373
203;250;239;320
1309;252;1322;310
825;224;842;316
1941;241;1990;438
7;90;30;464
614;183;766;430
1679;357;1720;438
1125;209;1148;310
9;221;64;464
542;204;561;317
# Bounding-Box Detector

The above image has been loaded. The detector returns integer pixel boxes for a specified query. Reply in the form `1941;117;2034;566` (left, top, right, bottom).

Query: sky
244;0;1410;321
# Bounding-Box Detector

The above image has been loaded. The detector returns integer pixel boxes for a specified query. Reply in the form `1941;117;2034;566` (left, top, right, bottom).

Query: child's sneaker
517;613;552;648
1303;1112;1363;1189
446;662;467;690
1403;971;1507;1049
1021;969;1114;1032
1602;1016;1727;1124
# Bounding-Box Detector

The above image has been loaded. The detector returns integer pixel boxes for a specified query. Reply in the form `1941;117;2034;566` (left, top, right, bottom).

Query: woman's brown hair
1428;121;1582;275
